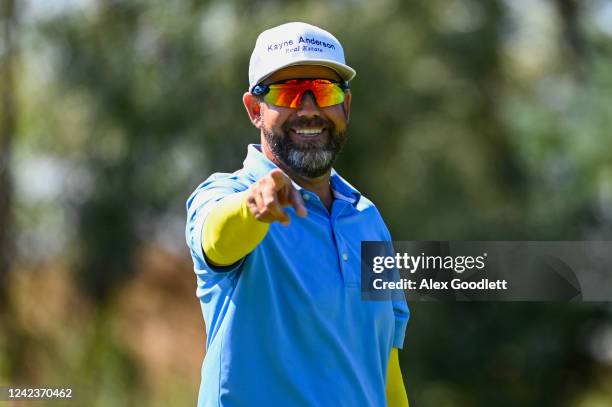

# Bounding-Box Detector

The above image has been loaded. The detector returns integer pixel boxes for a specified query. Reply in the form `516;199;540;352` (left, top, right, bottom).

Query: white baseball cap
248;22;356;92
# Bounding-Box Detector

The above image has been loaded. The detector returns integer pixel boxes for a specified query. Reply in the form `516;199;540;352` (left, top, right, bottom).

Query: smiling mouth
290;127;326;138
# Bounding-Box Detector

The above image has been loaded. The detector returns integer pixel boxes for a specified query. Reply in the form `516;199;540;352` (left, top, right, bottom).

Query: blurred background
1;0;612;405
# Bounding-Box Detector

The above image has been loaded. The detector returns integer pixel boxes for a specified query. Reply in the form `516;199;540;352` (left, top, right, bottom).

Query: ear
243;92;263;129
343;90;352;124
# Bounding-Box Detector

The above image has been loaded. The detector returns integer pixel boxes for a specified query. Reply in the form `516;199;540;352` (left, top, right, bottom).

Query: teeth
294;128;323;135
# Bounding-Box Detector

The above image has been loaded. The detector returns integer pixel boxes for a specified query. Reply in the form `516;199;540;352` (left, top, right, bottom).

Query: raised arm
203;169;307;266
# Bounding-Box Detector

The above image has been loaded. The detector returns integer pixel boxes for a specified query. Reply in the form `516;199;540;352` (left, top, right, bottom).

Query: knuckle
267;176;279;188
259;177;272;188
248;187;259;199
256;178;268;189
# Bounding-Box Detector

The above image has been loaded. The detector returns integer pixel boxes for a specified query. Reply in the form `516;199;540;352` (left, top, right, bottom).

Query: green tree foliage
0;0;18;308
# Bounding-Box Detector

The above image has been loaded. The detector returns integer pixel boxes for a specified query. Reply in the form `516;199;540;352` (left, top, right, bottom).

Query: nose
296;91;321;117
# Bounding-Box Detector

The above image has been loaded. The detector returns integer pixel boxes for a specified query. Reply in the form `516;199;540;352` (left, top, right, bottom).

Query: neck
261;143;333;210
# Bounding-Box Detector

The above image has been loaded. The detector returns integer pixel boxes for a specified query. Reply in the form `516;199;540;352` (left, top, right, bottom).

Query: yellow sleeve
386;347;409;407
202;190;270;266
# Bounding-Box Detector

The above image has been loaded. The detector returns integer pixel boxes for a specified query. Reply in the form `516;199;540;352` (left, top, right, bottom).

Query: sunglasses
252;79;349;108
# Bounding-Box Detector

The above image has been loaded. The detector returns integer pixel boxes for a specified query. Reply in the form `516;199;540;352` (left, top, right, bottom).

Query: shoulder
354;193;376;212
331;171;391;236
193;169;254;194
356;194;392;238
186;169;255;212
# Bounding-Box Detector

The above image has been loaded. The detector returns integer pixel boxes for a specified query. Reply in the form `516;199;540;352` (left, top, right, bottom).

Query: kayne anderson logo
372;252;488;274
267;36;336;52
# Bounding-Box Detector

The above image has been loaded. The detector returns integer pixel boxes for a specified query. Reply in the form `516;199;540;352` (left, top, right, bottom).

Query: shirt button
302;193;310;201
342;253;348;261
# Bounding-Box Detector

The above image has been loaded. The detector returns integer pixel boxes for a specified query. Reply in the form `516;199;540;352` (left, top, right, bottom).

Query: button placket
331;202;358;287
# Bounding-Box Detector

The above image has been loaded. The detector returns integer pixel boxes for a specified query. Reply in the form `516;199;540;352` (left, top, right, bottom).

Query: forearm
202;191;270;266
386;347;409;407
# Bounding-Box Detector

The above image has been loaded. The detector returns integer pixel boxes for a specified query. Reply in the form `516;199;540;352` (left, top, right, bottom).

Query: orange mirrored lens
264;80;345;108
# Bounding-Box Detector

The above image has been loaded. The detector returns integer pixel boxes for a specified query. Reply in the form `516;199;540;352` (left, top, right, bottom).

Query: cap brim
251;59;356;91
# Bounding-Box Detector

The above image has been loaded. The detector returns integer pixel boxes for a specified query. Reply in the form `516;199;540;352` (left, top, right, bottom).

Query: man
186;22;409;406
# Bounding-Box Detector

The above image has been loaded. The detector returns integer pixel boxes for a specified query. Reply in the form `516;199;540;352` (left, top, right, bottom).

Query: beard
262;116;347;178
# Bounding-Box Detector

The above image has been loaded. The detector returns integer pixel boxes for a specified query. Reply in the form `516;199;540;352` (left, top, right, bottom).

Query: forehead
263;65;342;84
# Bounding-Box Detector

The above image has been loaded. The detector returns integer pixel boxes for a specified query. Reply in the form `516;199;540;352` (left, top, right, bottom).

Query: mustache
282;117;332;131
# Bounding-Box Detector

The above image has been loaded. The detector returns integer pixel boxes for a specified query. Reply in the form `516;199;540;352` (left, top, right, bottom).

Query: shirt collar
243;144;362;205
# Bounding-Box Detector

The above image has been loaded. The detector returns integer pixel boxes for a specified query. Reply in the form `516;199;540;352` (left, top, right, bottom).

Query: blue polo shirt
186;144;409;407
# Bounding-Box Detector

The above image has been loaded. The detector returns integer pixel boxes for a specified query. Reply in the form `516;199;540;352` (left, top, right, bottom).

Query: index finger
269;169;291;191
